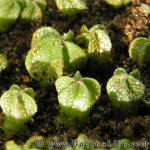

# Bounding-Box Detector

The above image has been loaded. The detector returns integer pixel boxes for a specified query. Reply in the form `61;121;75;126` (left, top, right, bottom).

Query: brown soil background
0;0;150;149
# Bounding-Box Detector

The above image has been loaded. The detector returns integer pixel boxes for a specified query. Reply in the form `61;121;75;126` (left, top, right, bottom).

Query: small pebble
22;75;30;83
41;128;47;134
139;3;150;14
20;84;27;89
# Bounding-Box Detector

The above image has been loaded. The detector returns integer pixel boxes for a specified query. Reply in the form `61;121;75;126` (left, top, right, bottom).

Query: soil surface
0;0;150;150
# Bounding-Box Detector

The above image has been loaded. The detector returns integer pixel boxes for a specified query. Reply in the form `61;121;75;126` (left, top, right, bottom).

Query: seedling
5;135;47;150
106;68;145;114
55;71;101;127
55;0;88;16
75;24;112;65
129;37;150;67
0;54;7;72
0;0;21;32
20;0;47;23
0;0;47;32
0;85;37;135
25;27;87;86
104;0;130;8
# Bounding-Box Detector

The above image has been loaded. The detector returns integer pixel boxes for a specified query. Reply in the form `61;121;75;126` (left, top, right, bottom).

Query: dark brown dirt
0;0;150;150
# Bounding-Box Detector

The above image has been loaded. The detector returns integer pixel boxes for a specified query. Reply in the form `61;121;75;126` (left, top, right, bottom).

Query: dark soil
0;0;150;150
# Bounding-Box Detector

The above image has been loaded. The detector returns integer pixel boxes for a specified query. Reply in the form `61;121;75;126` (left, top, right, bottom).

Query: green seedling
106;68;145;115
55;0;88;16
129;37;150;67
5;135;47;150
75;24;112;65
0;54;7;72
104;0;130;8
0;0;47;32
110;139;134;150
20;0;47;23
55;71;101;127
0;85;37;135
0;0;21;32
25;27;87;86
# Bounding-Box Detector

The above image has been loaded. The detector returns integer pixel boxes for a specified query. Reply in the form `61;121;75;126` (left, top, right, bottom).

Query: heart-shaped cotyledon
55;71;101;127
0;85;37;135
106;68;145;114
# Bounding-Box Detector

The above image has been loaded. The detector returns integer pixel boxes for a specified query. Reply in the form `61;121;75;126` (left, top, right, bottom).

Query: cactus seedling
55;0;88;16
106;68;145;114
75;24;112;65
55;71;101;127
104;0;130;8
0;0;47;32
25;27;87;86
0;0;21;32
0;85;37;135
5;135;47;150
20;0;47;23
129;37;150;67
0;54;7;73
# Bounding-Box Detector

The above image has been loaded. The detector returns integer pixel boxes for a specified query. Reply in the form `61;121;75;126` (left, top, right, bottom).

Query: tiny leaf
129;69;140;80
62;30;74;42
